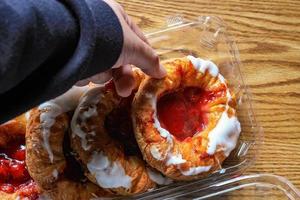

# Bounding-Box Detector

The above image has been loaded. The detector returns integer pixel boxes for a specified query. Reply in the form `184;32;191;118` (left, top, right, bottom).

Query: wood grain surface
118;0;300;192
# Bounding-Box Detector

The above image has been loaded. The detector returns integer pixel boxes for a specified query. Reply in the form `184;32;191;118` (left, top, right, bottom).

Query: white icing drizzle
187;55;219;77
146;168;173;185
38;85;91;162
52;169;58;179
51;85;91;111
71;111;92;151
71;86;103;151
150;145;163;160
146;56;241;176
147;92;173;144
187;55;241;163
153;115;172;141
181;165;211;176
146;93;188;169
25;110;31;121
39;102;62;163
87;151;132;189
166;153;186;165
207;74;241;156
81;106;98;119
206;110;241;156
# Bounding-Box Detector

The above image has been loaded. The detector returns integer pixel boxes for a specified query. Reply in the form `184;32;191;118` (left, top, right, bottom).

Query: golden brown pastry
132;56;241;180
23;55;241;198
0;114;40;200
70;69;157;195
26;108;110;200
0;181;39;200
26;85;111;200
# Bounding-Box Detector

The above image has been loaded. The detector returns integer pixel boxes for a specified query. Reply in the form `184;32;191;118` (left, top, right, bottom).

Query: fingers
75;70;112;86
112;65;135;97
88;70;113;84
115;5;166;79
122;11;150;45
99;0;167;85
127;36;166;79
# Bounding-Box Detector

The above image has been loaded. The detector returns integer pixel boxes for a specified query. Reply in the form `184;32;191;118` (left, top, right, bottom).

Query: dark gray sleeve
0;0;123;123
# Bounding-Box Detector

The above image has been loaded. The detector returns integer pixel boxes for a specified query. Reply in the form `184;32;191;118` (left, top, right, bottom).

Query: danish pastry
0;115;40;200
26;85;110;200
132;56;241;180
70;69;158;195
9;55;241;198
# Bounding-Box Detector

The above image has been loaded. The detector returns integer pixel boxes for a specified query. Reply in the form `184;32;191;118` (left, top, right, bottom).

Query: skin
76;0;166;97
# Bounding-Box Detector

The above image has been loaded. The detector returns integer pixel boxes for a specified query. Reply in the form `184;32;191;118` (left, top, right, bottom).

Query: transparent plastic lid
146;14;262;180
131;174;300;199
110;16;298;199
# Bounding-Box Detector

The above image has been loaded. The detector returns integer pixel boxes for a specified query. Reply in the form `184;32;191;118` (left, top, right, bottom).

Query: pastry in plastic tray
26;108;110;199
132;56;241;180
0;56;241;199
70;69;160;195
25;83;113;199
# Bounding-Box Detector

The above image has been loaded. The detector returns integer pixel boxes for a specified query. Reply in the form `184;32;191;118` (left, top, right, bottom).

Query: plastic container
146;15;262;177
116;16;299;199
130;174;300;199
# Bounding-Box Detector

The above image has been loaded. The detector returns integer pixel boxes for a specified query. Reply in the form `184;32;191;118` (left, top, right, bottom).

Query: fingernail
115;77;135;97
118;88;132;97
157;64;167;78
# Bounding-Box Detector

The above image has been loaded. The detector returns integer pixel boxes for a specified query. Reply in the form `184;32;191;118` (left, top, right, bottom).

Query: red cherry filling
16;180;39;200
157;87;225;141
0;139;38;199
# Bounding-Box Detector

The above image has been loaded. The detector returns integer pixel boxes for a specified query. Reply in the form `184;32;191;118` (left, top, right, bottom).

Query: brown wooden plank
118;0;300;193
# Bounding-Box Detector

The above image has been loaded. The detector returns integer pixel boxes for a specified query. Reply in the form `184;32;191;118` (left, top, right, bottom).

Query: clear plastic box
118;16;299;199
132;174;300;199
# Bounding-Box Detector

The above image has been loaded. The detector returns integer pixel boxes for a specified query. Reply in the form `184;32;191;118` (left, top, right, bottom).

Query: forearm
0;0;79;93
0;0;123;123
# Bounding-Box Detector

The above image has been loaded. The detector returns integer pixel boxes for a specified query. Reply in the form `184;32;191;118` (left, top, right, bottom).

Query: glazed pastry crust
0;114;27;147
71;69;156;195
26;108;110;200
132;58;238;180
0;192;20;200
0;181;40;200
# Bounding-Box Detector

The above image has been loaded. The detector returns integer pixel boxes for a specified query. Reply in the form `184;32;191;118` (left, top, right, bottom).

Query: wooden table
119;0;300;190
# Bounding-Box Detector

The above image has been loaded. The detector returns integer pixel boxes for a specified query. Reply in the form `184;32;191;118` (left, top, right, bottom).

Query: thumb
112;65;135;97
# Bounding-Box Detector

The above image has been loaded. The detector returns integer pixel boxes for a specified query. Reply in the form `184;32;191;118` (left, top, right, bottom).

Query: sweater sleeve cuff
0;0;123;123
60;0;123;82
84;0;124;76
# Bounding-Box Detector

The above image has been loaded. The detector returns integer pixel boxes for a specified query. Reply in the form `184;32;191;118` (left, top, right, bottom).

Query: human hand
76;0;166;97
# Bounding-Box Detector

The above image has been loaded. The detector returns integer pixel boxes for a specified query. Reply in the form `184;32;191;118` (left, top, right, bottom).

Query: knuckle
150;51;159;65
